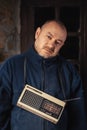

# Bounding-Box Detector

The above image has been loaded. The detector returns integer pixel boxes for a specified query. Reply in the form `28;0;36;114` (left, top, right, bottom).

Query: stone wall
0;0;20;63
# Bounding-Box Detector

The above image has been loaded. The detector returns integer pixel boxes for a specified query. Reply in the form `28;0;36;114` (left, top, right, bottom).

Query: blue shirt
0;46;87;130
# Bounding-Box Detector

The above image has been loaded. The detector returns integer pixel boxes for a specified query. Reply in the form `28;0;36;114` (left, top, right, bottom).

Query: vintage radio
17;84;66;124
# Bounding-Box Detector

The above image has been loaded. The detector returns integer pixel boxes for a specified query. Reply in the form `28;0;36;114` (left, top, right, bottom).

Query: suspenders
23;57;67;101
23;56;80;103
24;57;27;85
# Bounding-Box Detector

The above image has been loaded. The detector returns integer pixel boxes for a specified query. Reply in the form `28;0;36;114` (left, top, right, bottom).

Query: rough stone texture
0;0;20;62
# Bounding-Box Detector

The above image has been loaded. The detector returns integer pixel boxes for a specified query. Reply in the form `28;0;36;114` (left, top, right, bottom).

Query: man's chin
38;50;55;58
40;53;54;58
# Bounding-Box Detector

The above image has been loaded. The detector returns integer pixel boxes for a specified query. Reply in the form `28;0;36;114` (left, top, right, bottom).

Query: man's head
34;20;67;58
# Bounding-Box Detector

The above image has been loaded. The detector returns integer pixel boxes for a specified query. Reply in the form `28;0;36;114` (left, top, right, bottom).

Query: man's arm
67;67;87;130
0;61;12;130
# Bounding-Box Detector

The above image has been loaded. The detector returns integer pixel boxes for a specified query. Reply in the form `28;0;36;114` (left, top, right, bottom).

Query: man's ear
35;27;41;39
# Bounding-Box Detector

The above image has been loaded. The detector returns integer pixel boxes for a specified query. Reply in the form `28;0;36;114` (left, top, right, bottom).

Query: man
0;20;87;130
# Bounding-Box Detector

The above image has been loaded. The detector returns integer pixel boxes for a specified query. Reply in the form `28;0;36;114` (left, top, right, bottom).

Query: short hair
41;19;67;33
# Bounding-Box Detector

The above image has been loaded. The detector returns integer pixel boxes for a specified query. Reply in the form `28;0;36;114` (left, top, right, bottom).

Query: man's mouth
43;47;54;54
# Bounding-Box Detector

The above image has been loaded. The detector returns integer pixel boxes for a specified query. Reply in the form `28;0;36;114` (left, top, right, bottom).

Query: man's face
34;21;67;58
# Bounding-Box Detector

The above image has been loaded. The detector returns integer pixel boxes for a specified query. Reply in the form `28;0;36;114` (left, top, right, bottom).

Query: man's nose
48;39;55;48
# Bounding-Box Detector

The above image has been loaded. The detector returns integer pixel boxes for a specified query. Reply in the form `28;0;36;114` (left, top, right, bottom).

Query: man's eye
47;35;52;40
55;41;61;45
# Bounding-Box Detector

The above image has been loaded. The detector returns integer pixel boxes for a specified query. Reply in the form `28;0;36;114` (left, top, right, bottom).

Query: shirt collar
26;45;59;65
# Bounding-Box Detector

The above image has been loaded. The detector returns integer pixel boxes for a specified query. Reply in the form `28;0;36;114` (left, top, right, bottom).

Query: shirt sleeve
67;65;87;130
0;61;12;130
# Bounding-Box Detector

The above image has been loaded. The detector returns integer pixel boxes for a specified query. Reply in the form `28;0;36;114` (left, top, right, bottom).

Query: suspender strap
24;57;27;85
57;67;67;100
